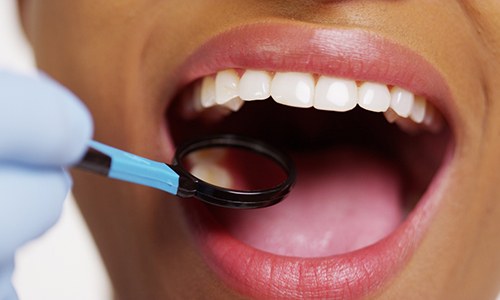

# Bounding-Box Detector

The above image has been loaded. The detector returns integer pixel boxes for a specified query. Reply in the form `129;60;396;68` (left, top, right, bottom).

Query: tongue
209;147;404;257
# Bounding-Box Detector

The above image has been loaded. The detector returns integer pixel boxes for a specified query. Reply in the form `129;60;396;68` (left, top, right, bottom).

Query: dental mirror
76;134;295;209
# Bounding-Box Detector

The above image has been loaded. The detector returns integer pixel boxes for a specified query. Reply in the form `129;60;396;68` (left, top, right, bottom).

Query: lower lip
181;146;453;299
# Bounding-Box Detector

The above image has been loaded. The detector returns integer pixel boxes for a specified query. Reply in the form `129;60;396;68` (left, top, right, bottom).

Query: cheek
26;2;170;149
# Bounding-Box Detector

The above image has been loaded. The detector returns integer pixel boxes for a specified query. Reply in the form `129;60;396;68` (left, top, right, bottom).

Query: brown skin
18;1;500;299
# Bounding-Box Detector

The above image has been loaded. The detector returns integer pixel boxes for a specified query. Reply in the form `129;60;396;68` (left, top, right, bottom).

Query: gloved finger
0;70;93;166
0;258;17;300
0;165;70;261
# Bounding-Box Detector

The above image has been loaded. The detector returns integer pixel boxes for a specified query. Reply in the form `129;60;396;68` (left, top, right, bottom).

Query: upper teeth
181;69;443;133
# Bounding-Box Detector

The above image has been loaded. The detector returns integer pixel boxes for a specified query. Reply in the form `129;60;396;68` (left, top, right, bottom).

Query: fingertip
0;259;17;300
0;70;94;165
36;72;94;164
58;90;94;165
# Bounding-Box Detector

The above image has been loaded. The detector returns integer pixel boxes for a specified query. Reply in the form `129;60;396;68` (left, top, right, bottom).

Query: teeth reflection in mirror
190;163;232;188
216;69;240;105
358;82;391;112
223;97;244;112
390;87;414;118
239;70;272;100
314;76;357;112
187;148;227;165
201;76;216;108
271;72;315;108
410;96;426;123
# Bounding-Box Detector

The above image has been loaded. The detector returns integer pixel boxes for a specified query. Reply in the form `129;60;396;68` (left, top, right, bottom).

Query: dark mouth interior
167;84;452;257
169;96;450;209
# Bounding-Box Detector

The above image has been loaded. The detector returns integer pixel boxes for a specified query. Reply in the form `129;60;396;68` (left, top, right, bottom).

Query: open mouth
169;68;449;257
163;23;456;299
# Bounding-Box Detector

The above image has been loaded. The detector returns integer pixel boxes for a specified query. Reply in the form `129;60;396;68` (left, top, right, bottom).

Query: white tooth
201;76;216;108
223;97;244;112
271;72;315;108
358;82;391;112
190;163;232;189
314;76;357;112
239;70;272;100
390;87;414;118
410;96;426;123
215;69;240;105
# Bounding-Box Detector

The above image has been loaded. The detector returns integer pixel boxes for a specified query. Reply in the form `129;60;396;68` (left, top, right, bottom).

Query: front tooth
358;82;391;112
201;76;216;108
215;69;240;105
314;76;357;112
390;87;414;118
239;70;272;100
271;72;315;108
410;96;426;123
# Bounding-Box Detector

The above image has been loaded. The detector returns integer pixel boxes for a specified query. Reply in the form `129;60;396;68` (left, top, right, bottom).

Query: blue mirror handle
76;141;180;195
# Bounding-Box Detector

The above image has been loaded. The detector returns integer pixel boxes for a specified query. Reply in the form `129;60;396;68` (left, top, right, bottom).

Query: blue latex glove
0;70;93;300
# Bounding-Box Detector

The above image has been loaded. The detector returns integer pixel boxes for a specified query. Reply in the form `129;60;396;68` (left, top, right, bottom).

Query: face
20;1;500;299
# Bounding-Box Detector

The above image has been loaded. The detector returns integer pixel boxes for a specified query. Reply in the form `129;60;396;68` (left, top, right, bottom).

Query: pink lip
173;23;456;299
173;22;455;127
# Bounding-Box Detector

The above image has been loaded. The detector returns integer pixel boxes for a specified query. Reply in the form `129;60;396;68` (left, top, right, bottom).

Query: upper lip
167;22;456;299
169;22;456;132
